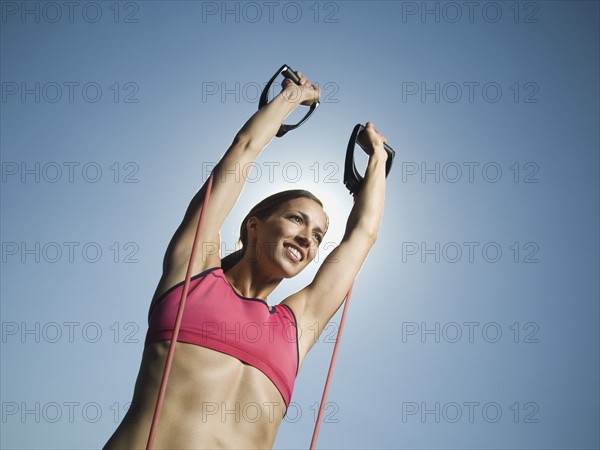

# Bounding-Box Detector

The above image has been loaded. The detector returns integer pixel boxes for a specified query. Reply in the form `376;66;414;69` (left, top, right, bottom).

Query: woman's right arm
163;73;320;274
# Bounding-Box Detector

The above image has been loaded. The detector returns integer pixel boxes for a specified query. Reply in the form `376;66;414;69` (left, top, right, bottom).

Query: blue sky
1;1;598;449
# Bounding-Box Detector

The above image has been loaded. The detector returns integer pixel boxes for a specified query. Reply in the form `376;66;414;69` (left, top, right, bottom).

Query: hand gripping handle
343;124;395;196
258;64;320;137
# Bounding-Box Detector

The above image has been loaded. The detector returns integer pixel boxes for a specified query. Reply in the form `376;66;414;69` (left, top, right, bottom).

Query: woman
103;70;389;449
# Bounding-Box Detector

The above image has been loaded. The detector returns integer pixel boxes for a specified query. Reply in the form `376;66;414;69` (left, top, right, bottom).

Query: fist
281;71;320;106
358;122;388;156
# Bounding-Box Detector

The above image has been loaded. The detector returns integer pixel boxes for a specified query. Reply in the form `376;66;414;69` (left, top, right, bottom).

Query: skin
102;72;388;449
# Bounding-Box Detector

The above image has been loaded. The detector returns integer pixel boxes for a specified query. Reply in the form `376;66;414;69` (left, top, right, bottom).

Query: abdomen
103;341;286;449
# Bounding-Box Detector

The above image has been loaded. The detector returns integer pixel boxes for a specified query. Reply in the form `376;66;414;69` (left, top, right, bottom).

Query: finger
295;71;307;85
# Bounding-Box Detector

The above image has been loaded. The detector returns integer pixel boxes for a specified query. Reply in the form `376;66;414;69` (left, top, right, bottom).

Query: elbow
231;133;250;150
365;229;378;245
232;132;261;154
346;225;378;246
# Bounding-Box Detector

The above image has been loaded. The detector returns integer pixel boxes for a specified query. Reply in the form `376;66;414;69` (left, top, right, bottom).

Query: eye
290;214;302;223
313;234;323;245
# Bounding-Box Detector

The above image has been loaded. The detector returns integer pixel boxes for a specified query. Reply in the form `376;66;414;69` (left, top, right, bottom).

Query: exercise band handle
281;65;301;84
258;64;320;138
343;123;395;196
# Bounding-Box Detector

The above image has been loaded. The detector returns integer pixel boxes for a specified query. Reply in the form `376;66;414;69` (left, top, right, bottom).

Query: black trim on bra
148;267;220;322
148;267;279;321
222;277;277;315
279;304;300;376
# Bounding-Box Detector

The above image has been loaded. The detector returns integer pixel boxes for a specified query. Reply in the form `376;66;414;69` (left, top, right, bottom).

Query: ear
246;216;259;233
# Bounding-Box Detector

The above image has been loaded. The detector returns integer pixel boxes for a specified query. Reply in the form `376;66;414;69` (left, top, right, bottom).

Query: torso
103;269;310;450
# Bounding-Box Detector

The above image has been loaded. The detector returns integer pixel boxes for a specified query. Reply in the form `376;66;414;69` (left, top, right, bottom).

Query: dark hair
221;189;328;272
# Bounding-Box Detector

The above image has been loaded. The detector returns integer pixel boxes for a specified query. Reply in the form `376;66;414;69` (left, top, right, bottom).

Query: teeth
285;245;301;261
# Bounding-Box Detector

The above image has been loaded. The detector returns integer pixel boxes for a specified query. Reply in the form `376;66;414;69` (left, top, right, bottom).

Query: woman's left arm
284;122;389;346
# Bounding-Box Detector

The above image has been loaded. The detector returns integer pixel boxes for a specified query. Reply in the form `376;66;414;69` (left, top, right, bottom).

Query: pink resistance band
309;192;358;449
310;283;354;449
145;173;214;450
145;173;355;450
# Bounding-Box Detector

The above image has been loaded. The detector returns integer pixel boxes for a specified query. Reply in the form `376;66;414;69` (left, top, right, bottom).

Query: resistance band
145;174;214;449
145;65;315;450
310;124;395;449
309;245;355;450
145;65;395;449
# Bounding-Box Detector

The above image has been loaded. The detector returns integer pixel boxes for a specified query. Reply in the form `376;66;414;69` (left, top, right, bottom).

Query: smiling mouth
283;244;303;263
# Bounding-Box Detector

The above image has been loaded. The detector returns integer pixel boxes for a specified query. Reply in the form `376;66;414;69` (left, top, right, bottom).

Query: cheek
307;245;319;261
278;222;297;237
261;221;288;240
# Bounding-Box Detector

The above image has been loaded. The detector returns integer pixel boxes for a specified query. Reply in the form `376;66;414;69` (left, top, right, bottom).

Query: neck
223;256;282;300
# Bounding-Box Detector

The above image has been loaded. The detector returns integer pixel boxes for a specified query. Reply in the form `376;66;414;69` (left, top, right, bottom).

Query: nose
294;231;311;248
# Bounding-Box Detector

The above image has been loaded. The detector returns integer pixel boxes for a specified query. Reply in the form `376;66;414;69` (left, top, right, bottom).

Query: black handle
344;124;395;196
281;66;301;85
258;64;320;138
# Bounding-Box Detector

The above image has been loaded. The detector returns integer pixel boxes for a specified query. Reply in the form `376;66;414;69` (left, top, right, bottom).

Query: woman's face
248;197;328;278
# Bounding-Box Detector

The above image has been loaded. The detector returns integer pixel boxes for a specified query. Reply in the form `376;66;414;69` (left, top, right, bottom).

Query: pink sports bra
145;267;299;408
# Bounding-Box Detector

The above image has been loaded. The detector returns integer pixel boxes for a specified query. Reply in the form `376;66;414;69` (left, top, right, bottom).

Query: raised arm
163;73;320;275
283;122;389;351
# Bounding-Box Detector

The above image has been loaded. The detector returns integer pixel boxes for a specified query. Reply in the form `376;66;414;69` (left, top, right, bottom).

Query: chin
285;267;304;279
279;257;306;279
269;247;304;278
279;264;301;279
